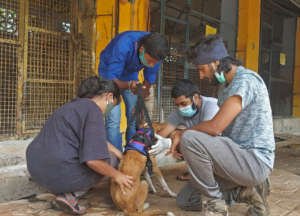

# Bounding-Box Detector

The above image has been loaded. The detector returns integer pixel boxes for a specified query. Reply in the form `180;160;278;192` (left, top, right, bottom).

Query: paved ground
0;140;300;216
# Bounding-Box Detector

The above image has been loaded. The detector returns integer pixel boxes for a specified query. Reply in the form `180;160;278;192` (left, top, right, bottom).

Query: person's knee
180;130;207;153
180;130;195;148
109;153;120;168
246;174;270;187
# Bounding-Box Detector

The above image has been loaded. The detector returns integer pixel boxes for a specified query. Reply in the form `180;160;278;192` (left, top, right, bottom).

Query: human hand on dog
114;172;134;194
129;81;139;94
149;134;172;156
166;130;184;159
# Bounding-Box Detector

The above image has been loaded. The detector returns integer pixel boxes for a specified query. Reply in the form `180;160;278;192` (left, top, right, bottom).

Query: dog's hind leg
144;170;157;193
136;180;149;213
155;174;177;197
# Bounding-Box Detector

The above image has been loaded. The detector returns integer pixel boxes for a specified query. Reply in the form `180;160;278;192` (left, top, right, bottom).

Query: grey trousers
176;130;271;209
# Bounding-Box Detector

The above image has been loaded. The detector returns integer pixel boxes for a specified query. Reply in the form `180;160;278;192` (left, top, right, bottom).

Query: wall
236;0;261;72
220;0;238;56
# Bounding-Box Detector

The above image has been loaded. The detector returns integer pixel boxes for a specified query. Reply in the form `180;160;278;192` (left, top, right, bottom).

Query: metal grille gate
149;0;237;122
0;0;95;139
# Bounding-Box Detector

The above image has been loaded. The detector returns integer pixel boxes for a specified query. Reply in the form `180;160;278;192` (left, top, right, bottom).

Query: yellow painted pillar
236;0;261;72
293;18;300;117
119;0;149;32
95;0;115;75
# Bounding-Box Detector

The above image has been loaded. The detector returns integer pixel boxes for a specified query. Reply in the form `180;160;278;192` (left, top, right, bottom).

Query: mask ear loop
191;95;197;110
106;93;113;105
111;97;114;104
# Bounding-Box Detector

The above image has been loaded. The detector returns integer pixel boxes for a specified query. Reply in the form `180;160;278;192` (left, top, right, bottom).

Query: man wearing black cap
170;35;274;216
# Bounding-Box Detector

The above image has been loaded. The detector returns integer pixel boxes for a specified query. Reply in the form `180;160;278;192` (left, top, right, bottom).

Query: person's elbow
210;128;221;137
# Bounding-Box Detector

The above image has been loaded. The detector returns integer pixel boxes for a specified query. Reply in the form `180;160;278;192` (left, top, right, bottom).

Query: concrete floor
0;139;300;216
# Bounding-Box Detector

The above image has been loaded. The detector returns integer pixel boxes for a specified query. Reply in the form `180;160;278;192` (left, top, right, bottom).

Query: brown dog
110;150;175;216
110;123;176;216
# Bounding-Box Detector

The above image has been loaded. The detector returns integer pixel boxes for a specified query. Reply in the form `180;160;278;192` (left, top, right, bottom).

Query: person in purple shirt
26;77;133;215
98;31;169;151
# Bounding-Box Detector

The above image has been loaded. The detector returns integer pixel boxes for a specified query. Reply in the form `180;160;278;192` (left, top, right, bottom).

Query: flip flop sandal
55;193;87;215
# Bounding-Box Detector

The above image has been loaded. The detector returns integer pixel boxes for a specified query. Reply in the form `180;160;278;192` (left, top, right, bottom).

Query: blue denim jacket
98;31;161;84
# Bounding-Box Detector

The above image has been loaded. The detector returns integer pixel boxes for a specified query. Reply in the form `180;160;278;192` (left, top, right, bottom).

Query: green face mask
139;48;153;68
211;63;226;84
104;99;114;116
214;71;226;83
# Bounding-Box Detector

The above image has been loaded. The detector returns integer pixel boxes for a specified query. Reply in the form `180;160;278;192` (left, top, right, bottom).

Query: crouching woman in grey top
26;76;133;215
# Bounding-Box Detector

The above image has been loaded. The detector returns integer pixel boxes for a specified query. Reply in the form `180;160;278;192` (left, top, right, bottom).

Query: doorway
259;0;297;116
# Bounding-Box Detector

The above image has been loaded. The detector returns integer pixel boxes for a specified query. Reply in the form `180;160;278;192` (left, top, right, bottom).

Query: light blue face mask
178;103;197;117
139;48;154;68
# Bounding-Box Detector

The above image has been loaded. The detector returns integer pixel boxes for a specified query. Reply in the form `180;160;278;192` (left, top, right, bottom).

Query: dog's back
110;150;148;213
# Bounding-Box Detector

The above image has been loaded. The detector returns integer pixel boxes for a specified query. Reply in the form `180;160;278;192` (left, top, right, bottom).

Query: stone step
0;164;46;203
0;138;32;168
273;117;300;136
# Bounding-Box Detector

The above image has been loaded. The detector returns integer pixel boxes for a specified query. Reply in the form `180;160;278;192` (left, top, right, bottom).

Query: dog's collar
125;141;148;156
125;129;152;156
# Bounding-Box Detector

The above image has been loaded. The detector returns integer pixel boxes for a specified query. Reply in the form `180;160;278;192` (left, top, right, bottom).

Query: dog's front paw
143;202;150;210
167;212;176;216
116;212;125;216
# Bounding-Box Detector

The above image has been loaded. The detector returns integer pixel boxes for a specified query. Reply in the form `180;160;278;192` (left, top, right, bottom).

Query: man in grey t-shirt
170;35;275;216
149;79;219;179
151;79;219;139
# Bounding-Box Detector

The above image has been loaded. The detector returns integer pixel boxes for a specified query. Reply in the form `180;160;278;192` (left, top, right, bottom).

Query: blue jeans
105;90;137;152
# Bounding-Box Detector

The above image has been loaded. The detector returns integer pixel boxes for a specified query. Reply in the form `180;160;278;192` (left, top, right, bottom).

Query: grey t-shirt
167;96;219;128
218;66;275;169
26;98;110;193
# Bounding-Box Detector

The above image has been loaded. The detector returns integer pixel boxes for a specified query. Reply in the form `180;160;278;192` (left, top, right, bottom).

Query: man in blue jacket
98;31;169;151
